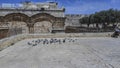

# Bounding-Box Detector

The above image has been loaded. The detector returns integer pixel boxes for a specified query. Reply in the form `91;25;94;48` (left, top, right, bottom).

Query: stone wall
0;13;66;38
0;29;8;39
65;14;89;27
0;10;65;17
0;2;65;17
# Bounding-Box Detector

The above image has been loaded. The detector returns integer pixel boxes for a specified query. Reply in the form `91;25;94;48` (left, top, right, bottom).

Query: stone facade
0;2;91;39
65;14;89;27
0;2;66;38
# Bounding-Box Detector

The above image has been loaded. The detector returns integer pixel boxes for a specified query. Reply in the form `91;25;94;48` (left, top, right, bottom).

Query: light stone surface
65;14;88;27
34;21;52;33
0;37;120;68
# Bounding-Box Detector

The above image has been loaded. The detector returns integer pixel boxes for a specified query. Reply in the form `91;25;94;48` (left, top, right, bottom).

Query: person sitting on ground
112;26;120;38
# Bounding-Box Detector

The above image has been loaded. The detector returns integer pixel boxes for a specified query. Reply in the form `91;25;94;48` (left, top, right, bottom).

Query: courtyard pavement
0;37;120;68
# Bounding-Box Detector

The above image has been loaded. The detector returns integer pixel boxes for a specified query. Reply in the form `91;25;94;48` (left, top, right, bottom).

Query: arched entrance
7;21;29;34
4;13;29;36
34;21;52;33
31;13;56;33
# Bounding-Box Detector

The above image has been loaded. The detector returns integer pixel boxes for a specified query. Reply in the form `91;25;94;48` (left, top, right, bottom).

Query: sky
0;0;120;14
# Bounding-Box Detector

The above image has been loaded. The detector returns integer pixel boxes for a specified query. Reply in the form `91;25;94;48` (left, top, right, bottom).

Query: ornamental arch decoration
4;13;29;23
30;13;56;24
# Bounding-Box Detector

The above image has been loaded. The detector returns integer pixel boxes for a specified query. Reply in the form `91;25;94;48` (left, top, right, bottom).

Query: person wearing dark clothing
32;44;37;46
28;42;32;45
112;26;120;38
63;39;65;43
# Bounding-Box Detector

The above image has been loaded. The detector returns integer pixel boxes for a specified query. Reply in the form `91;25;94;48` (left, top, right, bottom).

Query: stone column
28;24;34;34
51;21;56;33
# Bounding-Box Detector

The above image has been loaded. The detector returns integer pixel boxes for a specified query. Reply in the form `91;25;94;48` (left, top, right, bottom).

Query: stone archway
4;13;29;36
30;13;56;33
7;21;29;34
34;21;52;33
0;13;65;35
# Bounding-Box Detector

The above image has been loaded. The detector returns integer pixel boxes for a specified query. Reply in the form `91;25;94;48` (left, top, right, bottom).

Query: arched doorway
31;13;56;33
4;13;29;36
7;21;29;34
34;21;52;33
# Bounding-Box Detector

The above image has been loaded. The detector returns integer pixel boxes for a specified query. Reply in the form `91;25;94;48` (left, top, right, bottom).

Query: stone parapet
0;32;113;51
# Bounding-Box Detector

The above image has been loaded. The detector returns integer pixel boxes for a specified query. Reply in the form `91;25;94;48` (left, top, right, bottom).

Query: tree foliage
80;9;120;28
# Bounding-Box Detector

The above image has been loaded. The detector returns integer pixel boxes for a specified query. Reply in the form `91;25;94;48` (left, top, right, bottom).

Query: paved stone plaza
0;37;120;68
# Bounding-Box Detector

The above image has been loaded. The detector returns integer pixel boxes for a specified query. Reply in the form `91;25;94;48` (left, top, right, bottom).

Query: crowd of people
27;38;78;46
